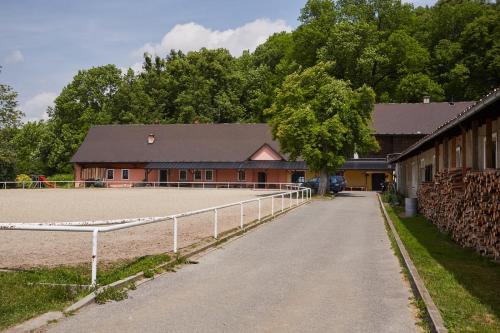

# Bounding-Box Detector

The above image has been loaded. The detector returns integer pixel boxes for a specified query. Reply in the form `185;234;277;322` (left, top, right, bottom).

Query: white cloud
4;50;24;64
133;18;292;58
21;92;57;121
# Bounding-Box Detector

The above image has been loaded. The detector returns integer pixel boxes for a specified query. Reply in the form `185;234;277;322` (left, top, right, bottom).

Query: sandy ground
0;188;295;268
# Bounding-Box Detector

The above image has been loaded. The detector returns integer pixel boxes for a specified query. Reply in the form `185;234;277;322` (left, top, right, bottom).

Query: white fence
0;180;298;190
0;186;311;286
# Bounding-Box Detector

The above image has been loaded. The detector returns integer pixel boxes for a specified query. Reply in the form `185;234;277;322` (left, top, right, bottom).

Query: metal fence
0;180;299;190
0;186;311;286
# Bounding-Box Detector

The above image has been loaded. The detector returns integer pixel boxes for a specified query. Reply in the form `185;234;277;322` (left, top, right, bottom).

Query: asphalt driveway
46;191;417;333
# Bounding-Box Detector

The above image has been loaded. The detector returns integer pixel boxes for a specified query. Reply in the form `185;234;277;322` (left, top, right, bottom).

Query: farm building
341;100;474;190
71;124;308;186
390;89;499;257
71;101;475;189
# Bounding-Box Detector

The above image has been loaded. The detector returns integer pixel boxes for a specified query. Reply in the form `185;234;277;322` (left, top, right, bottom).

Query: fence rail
0;180;299;190
0;185;311;286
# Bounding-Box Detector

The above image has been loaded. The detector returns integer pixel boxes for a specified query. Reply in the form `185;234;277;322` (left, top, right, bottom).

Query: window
424;165;433;182
238;170;246;181
106;169;114;180
194;170;202;181
205;170;213;181
179;170;187;181
121;169;129;180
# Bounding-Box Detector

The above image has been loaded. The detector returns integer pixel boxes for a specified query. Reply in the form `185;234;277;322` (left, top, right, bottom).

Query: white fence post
271;196;274;216
240;202;244;229
91;229;98;287
281;194;284;212
214;208;218;239
258;198;261;221
173;216;178;253
289;192;292;209
296;191;299;206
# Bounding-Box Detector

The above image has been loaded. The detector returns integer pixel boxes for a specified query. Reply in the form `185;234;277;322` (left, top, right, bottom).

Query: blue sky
0;0;436;121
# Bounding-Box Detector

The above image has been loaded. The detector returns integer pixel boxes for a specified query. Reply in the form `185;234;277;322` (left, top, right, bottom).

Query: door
371;173;386;192
159;170;168;186
291;171;305;183
257;172;267;188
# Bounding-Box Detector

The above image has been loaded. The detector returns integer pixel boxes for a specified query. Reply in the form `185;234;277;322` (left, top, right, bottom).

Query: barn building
391;89;499;197
71;101;475;189
71;124;308;187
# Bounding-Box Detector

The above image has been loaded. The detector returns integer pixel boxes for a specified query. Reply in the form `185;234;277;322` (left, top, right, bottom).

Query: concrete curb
4;199;311;333
377;194;448;333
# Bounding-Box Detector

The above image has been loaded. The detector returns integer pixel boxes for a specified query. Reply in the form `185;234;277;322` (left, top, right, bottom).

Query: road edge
377;194;448;333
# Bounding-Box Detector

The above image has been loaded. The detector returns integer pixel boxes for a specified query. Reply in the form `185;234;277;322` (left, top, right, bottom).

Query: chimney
423;96;430;104
147;134;155;144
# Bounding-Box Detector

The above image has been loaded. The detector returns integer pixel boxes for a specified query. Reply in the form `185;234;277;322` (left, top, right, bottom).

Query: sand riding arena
0;187;305;269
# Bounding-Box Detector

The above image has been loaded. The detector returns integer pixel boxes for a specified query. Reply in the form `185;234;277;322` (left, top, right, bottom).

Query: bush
46;174;74;181
15;174;32;188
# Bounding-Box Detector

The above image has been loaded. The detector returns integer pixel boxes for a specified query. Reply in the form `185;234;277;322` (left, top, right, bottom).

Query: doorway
159;169;168;186
371;173;386;191
291;171;305;183
257;172;267;188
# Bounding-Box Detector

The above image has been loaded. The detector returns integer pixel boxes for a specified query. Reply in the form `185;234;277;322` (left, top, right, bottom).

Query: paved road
47;192;417;333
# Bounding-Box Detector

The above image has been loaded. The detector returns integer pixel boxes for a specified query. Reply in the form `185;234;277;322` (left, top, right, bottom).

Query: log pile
417;169;500;258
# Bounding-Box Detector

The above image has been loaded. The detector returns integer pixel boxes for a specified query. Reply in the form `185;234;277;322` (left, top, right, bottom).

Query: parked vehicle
301;176;346;194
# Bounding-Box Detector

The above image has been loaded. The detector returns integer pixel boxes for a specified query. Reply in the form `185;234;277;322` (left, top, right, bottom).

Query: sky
0;0;436;121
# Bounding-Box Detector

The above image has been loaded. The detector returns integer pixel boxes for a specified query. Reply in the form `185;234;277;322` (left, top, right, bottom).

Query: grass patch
384;203;500;333
95;286;128;304
0;253;171;330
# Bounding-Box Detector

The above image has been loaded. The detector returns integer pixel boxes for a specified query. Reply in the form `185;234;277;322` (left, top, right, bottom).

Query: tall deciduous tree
266;62;379;195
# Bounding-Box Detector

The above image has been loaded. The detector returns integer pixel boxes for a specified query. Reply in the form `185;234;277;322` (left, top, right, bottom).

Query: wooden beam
451;137;457;168
485;118;493;168
434;141;440;174
461;128;467;176
471;120;479;170
443;137;449;169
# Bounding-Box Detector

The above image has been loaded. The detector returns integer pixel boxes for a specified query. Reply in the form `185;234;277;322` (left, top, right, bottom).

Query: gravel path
0;188;288;268
46;191;417;333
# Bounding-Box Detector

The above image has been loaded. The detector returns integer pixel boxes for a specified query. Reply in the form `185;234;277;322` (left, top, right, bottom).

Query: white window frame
238;170;246;181
106;169;114;180
179;169;187;181
121;169;129;180
193;169;202;181
205;169;214;181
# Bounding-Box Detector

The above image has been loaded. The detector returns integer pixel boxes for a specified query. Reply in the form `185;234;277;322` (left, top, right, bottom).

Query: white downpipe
91;229;98;287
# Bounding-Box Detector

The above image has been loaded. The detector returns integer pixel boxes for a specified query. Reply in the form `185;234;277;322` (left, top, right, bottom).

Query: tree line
0;0;498;180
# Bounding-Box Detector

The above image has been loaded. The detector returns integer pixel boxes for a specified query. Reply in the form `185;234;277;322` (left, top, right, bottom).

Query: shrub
15;174;32;188
46;174;74;181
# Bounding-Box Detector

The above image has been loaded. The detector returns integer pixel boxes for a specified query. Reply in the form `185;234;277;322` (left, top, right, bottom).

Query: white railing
0;186;312;286
0;180;298;190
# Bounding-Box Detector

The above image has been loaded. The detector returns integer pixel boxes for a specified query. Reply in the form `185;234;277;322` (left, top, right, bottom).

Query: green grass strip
384;204;500;333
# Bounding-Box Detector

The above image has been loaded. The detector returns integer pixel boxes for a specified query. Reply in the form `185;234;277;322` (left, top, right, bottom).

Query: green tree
11;121;49;175
396;73;445;102
266;62;378;195
47;64;122;172
0;75;23;180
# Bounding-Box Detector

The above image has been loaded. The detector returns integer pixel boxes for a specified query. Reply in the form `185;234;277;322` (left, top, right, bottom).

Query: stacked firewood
417;169;500;259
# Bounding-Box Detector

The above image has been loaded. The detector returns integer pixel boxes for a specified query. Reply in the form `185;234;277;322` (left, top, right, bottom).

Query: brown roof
72;101;476;164
372;101;474;135
71;124;285;163
391;88;500;162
